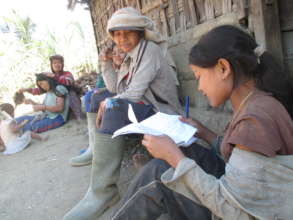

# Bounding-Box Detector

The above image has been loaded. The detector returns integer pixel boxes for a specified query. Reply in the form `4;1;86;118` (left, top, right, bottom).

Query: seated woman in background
111;25;293;220
16;73;69;133
20;55;82;120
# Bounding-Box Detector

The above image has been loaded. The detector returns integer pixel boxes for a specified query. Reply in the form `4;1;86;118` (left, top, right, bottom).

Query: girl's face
190;61;233;107
52;59;63;73
112;46;126;66
113;30;141;53
37;80;50;92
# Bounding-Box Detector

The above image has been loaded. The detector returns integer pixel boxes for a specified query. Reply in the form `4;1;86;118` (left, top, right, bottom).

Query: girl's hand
24;98;35;105
180;117;217;145
142;135;185;168
99;47;113;62
96;100;106;128
10;120;28;133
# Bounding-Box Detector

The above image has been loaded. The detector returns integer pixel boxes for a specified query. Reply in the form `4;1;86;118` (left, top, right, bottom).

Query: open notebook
112;104;197;147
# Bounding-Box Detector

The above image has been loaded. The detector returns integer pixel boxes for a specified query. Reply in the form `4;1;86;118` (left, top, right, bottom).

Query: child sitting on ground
0;103;47;155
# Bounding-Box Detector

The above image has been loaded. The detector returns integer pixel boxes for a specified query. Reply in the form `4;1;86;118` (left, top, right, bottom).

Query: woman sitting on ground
20;55;82;120
111;25;293;220
15;73;69;133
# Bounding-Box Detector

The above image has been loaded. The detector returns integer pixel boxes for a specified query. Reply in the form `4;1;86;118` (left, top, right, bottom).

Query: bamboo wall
279;0;293;76
90;0;247;50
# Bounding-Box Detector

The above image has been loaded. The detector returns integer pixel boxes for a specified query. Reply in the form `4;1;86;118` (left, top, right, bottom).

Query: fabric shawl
162;148;293;220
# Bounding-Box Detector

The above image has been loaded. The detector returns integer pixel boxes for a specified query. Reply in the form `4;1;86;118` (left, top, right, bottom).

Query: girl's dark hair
0;103;14;118
189;25;293;119
36;73;58;93
49;54;64;73
13;92;25;105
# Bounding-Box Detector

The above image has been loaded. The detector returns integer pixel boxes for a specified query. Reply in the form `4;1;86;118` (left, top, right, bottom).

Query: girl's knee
140;159;170;180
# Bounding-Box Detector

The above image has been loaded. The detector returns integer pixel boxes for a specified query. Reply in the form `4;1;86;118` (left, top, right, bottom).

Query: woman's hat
107;7;165;44
108;26;144;32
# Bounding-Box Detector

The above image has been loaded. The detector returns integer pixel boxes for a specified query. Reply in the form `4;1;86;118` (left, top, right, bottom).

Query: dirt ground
0;119;170;220
0;120;92;220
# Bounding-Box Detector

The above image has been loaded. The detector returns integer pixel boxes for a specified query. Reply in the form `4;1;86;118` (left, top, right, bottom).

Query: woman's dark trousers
112;144;225;220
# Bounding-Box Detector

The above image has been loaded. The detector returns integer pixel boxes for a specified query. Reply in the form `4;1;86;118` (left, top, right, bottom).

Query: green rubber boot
70;112;96;167
63;132;124;220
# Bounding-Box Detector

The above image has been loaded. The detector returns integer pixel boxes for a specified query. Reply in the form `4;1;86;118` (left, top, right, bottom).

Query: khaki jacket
101;39;182;115
162;148;293;220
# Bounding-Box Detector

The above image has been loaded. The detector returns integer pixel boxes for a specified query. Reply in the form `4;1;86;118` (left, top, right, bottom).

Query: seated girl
83;43;125;114
111;25;293;220
15;73;70;133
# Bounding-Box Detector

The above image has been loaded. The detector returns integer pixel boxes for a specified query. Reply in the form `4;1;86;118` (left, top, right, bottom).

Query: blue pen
185;96;190;118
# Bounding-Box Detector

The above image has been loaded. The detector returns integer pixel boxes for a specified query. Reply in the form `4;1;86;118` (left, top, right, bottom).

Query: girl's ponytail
255;51;293;119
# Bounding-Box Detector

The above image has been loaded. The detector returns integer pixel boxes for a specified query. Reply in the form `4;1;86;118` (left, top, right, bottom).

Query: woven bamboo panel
90;0;246;49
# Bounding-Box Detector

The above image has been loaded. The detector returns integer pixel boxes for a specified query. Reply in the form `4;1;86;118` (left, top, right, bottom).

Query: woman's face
190;63;233;107
37;80;50;92
113;30;141;53
52;59;63;73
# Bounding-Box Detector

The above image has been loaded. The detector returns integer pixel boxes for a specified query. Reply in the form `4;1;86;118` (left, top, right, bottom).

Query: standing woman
64;7;182;220
15;73;69;133
111;25;293;220
20;55;82;120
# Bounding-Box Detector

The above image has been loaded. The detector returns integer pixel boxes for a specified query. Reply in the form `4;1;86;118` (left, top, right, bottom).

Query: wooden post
170;0;180;31
136;0;142;10
222;0;232;14
250;0;283;64
205;0;215;20
160;0;170;37
183;0;198;26
233;0;246;20
194;0;206;23
89;0;100;53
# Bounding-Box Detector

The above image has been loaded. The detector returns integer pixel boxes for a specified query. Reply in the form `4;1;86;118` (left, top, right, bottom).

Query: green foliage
3;10;36;45
0;10;98;104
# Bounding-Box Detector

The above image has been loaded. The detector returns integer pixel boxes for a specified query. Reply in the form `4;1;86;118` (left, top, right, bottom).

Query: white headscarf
107;7;166;44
